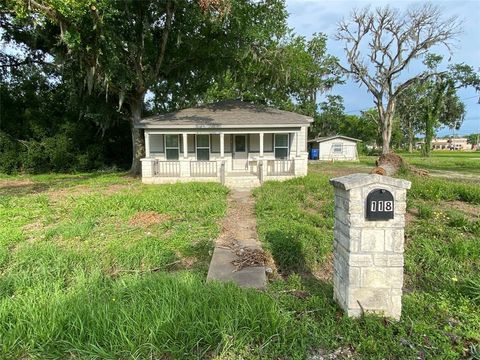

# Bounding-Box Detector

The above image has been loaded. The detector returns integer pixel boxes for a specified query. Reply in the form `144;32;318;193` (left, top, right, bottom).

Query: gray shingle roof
135;100;313;129
308;135;361;143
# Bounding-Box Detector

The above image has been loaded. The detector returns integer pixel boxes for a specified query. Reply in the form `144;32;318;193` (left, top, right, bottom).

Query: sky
285;0;480;137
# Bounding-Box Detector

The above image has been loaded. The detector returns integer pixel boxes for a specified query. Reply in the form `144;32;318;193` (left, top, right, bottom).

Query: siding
318;139;358;161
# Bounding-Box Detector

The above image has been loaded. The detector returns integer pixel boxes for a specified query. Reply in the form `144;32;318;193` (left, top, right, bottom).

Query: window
274;134;289;159
165;134;179;160
332;143;343;154
196;134;210;160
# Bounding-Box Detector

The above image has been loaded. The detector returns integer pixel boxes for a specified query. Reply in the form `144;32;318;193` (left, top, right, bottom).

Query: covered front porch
136;100;312;187
141;131;305;186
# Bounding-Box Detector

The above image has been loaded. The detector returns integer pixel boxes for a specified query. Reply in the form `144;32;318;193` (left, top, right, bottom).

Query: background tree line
0;0;339;174
1;1;479;174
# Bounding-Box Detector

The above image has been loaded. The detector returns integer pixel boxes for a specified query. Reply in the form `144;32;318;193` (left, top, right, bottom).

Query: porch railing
190;161;218;177
266;159;294;176
153;160;181;177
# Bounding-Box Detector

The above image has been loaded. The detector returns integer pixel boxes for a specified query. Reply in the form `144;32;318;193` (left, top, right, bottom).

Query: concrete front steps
224;174;261;189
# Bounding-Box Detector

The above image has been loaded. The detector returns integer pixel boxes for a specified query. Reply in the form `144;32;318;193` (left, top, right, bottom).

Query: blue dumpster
310;148;319;160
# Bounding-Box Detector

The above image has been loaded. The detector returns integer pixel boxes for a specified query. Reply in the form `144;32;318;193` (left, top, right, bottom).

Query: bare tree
336;4;461;154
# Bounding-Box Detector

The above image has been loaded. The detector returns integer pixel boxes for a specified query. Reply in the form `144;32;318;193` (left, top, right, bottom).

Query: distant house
135;100;312;188
308;135;361;161
415;137;471;151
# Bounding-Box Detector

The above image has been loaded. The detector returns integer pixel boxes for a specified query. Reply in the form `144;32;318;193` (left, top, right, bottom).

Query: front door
232;135;248;170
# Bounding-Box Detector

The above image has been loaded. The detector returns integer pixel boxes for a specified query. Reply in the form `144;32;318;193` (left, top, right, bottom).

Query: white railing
266;159;294;176
153;160;181;177
190;161;218;177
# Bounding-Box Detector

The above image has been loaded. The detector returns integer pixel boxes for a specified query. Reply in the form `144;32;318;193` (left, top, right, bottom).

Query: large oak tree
4;0;292;174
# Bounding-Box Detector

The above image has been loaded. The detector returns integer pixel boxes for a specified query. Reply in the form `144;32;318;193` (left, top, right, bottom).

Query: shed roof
135;100;313;129
308;135;361;143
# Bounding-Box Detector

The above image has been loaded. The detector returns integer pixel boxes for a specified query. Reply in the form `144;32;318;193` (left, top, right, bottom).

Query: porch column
182;133;188;159
220;133;225;158
259;132;264;157
145;132;150;158
295;131;300;157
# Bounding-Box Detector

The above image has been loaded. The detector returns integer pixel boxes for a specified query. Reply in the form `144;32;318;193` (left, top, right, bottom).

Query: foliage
2;0;341;173
203;33;342;117
396;55;479;155
311;98;398;148
336;4;461;154
467;133;480;146
0;65;131;173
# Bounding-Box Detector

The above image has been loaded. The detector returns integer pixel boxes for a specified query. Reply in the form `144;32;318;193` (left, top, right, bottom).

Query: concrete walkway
207;189;266;289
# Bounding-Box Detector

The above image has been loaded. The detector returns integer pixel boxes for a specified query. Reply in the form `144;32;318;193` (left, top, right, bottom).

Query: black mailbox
366;189;394;221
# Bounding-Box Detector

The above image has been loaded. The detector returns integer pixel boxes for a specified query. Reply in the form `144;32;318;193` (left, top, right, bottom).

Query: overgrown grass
1;166;479;358
254;168;480;359
400;151;480;175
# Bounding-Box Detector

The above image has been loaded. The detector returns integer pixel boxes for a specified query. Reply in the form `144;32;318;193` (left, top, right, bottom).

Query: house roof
308;135;362;143
135;100;313;129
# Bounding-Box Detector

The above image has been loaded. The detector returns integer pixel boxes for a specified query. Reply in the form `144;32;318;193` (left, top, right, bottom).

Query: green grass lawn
254;162;480;359
1;157;479;358
399;151;480;176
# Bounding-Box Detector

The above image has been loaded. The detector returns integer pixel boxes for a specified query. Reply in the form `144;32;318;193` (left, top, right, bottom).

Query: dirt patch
0;179;34;187
444;200;480;220
104;183;136;194
0;179;50;196
47;184;93;202
129;211;171;227
405;208;419;226
312;253;334;282
216;191;257;248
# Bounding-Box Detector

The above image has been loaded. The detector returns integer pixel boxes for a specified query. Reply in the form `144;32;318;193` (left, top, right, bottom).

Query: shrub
0;132;21;173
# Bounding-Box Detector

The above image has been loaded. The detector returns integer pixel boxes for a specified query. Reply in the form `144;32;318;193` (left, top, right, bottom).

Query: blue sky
286;0;480;136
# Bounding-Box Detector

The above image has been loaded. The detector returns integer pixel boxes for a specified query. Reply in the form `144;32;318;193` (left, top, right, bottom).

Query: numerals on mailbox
366;189;394;221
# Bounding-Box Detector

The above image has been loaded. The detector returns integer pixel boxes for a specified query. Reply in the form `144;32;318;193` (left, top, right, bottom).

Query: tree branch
154;0;174;79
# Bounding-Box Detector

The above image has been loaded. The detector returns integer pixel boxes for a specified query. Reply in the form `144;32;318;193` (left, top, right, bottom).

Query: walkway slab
207;189;266;289
207;247;266;289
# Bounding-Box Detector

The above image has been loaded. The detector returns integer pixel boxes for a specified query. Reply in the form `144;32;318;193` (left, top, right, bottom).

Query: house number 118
370;200;393;212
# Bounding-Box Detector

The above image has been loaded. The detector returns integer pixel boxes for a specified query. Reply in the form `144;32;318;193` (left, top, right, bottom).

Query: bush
20;140;51;173
0;132;21;173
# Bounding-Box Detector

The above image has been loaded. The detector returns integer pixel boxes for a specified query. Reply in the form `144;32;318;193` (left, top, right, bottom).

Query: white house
308;135;361;161
136;101;312;188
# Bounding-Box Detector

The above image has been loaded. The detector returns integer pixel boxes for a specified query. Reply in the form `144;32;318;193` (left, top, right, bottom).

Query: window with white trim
165;134;180;160
332;143;343;154
196;134;210;161
274;134;289;159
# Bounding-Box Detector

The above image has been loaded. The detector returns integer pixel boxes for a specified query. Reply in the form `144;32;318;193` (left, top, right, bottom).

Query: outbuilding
308;135;361;161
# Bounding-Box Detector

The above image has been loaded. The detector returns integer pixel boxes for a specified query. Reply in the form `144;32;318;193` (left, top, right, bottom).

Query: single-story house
308;135;361;161
415;138;471;151
135;100;312;188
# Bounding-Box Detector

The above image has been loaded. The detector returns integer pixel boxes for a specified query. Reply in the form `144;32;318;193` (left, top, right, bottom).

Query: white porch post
182;133;188;159
295;131;300;157
220;133;225;158
259;132;264;157
145;132;150;158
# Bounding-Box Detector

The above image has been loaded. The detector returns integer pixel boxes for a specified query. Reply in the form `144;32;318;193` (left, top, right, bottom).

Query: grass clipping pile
371;153;428;177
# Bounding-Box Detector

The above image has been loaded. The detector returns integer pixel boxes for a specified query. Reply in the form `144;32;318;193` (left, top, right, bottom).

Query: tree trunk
129;93;146;175
408;119;414;153
380;99;396;155
422;111;434;157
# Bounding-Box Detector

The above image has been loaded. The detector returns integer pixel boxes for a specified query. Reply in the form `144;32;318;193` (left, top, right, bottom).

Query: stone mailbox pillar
329;174;411;320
